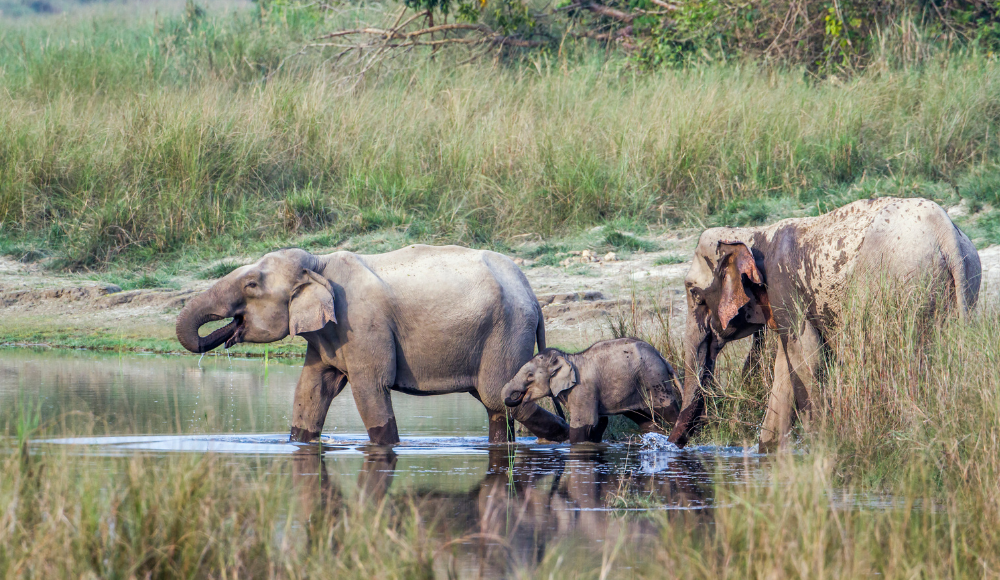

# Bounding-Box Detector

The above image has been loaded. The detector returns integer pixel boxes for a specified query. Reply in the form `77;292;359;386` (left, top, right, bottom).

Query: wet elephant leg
290;345;348;442
350;366;400;445
591;416;609;442
470;390;517;444
567;393;600;444
759;336;795;452
488;410;516;444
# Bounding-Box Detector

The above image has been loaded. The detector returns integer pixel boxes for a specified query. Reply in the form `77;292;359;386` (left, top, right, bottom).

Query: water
1;348;772;576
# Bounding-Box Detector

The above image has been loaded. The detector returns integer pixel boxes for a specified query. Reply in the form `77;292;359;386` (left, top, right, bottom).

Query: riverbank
0;229;700;356
4;6;1000;270
3;233;999;358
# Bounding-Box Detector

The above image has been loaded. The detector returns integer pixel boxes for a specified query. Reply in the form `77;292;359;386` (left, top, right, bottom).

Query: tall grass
2;8;1000;266
5;302;1000;577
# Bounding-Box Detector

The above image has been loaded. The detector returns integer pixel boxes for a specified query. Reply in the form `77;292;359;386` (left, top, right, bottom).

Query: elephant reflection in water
290;445;713;578
462;447;712;575
290;445;400;523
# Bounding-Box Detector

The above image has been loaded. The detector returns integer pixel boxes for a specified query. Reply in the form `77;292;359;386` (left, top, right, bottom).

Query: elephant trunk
668;320;716;448
175;287;241;354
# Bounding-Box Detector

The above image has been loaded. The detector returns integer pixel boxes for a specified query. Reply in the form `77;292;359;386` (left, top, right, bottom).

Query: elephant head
668;237;775;447
176;249;337;353
501;350;577;407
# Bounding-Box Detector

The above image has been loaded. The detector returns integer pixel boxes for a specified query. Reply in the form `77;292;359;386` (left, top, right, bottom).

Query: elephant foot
290;426;322;443
756;436;790;454
366;418;400;445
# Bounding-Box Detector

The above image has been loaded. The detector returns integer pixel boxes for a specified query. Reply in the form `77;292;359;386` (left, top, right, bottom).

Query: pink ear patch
716;241;765;331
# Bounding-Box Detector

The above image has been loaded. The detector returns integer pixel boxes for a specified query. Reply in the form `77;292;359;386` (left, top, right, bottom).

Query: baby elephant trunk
501;379;526;407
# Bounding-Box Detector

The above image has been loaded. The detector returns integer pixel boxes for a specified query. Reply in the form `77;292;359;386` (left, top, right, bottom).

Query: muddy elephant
175;245;569;444
668;197;981;451
501;338;682;443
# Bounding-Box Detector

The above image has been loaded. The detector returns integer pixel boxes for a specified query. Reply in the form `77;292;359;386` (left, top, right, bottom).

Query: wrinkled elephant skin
501;338;682;443
668;197;982;451
176;246;569;444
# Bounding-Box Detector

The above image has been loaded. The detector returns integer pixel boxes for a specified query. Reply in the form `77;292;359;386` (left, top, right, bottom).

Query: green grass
1;6;1000;269
0;324;306;357
197;260;243;280
603;227;660;253
653;254;685;266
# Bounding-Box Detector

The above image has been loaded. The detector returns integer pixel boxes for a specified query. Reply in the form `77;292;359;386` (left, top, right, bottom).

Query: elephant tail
535;303;546;352
938;222;981;319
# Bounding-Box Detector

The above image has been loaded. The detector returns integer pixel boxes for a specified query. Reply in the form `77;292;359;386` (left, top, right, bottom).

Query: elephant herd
176;197;982;451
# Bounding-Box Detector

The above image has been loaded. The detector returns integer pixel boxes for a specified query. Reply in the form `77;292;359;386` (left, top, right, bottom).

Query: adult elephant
175;245;569;445
668;197;981;451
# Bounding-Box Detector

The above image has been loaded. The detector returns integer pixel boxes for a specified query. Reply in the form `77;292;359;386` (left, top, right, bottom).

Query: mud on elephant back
668;197;982;451
175;245;569;444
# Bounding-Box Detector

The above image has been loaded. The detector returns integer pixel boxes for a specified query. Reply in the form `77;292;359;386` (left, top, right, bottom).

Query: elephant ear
549;354;578;398
288;270;337;337
716;240;768;331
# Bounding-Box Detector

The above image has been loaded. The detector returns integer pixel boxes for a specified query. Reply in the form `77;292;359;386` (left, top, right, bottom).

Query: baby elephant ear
549;355;578;398
289;270;337;337
715;240;766;332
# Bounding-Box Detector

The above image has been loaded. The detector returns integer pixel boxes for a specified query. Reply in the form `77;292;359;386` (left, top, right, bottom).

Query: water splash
640;432;680;450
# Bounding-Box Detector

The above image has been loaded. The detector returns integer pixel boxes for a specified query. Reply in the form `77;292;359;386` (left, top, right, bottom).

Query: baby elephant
501;338;682;443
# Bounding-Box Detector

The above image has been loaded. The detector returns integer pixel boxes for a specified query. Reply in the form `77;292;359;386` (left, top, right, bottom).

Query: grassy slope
1;6;999;276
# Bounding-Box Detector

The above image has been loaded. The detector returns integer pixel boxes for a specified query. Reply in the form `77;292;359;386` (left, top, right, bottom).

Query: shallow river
2;348;772;576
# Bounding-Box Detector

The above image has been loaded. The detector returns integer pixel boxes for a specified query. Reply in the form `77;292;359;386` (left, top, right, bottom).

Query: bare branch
582;2;636;23
647;0;680;10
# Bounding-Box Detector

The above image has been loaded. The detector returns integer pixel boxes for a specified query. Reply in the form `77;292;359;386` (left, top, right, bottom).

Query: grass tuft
198;260;243;280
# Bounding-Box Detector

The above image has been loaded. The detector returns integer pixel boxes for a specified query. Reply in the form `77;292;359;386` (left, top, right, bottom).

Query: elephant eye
549;369;558;378
245;281;258;289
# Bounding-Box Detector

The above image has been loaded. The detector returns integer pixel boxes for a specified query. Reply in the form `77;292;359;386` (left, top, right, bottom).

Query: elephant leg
290;345;348;442
351;385;400;445
510;400;570;442
623;410;666;435
469;390;517;444
759;337;795;452
568;394;601;444
488;409;516;443
591;416;609;442
784;319;823;424
349;362;400;445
